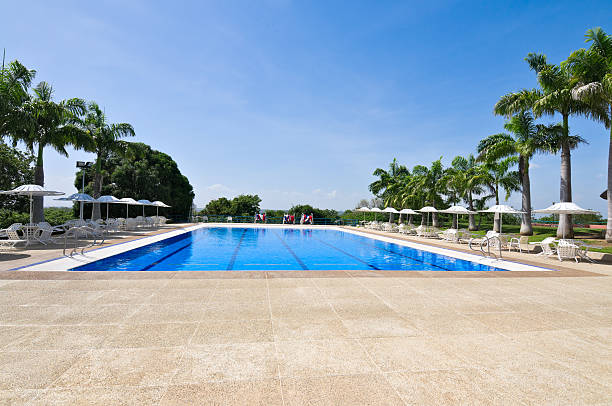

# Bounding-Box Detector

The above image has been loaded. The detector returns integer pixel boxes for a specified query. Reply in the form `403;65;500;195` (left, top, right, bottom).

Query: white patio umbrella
96;195;121;219
357;206;370;221
55;193;95;220
418;206;439;228
0;184;64;224
440;205;476;229
117;197;141;218
399;208;419;225
370;207;382;221
137;199;154;217
383;207;399;223
533;202;596;238
479;204;525;234
152;201;171;217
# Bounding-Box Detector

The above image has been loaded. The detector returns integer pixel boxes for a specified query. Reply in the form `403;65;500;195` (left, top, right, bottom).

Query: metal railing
62;226;106;257
469;235;502;260
190;215;358;226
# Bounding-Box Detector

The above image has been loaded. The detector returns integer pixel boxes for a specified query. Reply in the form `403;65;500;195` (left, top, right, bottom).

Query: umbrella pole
126;204;129;218
107;203;109;220
500;213;503;234
29;195;33;224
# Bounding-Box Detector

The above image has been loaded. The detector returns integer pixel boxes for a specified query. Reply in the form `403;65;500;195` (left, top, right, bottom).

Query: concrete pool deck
0;224;610;404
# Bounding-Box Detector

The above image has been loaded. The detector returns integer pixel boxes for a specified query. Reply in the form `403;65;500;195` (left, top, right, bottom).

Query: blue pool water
71;227;506;272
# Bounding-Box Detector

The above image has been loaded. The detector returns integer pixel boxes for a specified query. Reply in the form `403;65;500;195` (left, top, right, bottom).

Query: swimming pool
70;227;507;272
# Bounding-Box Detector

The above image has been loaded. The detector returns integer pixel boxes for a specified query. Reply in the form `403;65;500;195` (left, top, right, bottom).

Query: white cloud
206;183;233;193
327;190;337;199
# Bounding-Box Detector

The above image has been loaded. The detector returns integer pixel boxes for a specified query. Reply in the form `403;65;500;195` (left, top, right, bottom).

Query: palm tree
444;155;487;230
81;102;135;219
477;112;548;235
564;27;612;241
480;157;521;231
369;158;409;223
525;53;599;238
6;82;90;222
411;158;445;227
0;60;36;137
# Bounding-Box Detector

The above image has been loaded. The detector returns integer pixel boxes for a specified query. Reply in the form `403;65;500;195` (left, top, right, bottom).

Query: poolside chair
509;236;529;253
532;237;557;257
0;224;26;248
557;240;580;262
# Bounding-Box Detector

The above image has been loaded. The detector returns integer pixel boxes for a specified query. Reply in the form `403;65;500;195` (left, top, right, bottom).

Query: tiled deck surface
0;225;610;404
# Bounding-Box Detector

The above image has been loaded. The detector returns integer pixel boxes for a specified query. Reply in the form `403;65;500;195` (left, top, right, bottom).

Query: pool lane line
345;233;499;272
226;228;248;271
312;237;380;270
272;231;309;270
132;233;210;272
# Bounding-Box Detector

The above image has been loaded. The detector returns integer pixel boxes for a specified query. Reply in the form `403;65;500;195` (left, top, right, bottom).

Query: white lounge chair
531;237;557;257
509;236;530;253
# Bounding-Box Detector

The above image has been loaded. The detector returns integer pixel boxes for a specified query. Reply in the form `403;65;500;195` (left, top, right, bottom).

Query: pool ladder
469;235;502;260
62;226;106;257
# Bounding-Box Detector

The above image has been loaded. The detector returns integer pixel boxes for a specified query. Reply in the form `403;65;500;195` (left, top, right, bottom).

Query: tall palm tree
81;102;135;219
444;155;487;230
477;112;548;235
480;157;521;231
0;60;36;137
525;53;600;238
411;158;445;227
564;27;612;241
369;158;409;223
7;82;90;222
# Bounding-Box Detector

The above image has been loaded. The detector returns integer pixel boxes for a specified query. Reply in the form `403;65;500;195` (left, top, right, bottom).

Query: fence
190;215;358;227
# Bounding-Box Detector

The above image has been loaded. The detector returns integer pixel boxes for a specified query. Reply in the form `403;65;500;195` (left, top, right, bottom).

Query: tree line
0;59;194;221
368;27;612;239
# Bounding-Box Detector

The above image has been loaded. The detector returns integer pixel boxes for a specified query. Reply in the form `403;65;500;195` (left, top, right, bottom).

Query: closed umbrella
370;207;382;221
117;198;141;218
533;202;596;239
96;195;121;220
479;205;525;234
152;201;171;217
418;206;438;229
383;207;399;223
440;205;476;229
55;193;95;220
0;184;64;224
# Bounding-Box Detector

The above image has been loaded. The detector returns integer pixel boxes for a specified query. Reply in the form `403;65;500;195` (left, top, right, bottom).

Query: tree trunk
606;122;612;242
493;184;500;232
557;135;573;238
467;192;477;231
420;214;426;226
398;213;404;224
452;215;458;229
32;144;45;223
91;169;103;220
519;156;533;236
432;213;439;227
408;215;413;226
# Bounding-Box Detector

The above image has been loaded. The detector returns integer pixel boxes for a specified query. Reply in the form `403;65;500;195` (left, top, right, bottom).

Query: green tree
230;194;262;216
8;82;90;222
369;158;409;203
564;27;612;241
443;155;487;230
0;60;36;137
78;142;194;220
80;102;135;219
411;158;445;226
0;139;34;212
203;197;233;216
524;52;598;238
478;112;549;235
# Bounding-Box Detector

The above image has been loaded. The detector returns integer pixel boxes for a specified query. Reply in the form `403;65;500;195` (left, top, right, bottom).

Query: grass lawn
446;222;612;254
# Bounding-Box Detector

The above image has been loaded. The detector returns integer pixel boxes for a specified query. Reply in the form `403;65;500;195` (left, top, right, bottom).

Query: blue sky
2;0;611;214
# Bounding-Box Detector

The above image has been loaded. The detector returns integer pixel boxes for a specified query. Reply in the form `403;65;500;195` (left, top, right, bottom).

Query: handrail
62;226;106;257
469;235;502;260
